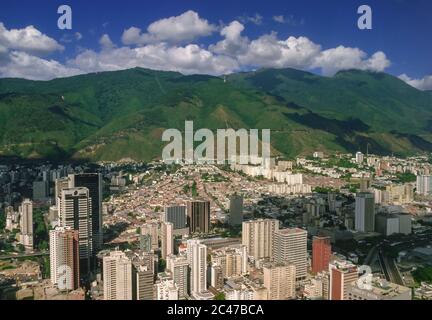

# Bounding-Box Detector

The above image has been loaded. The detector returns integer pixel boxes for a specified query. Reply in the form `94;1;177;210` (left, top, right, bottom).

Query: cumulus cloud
0;51;81;80
0;23;63;55
209;21;249;56
99;34;116;50
238;13;263;25
399;74;432;91
121;10;216;45
313;46;390;75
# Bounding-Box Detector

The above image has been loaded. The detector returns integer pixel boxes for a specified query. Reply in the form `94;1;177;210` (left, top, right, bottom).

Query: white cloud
209;21;249;56
273;15;285;23
68;43;238;76
313;46;390;75
238;33;321;69
0;51;81;80
0;22;63;55
273;15;304;26
60;32;83;43
399;74;432;91
99;34;115;50
121;10;216;45
238;13;263;25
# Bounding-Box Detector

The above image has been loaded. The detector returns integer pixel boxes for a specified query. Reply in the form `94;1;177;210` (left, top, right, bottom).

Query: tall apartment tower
141;222;159;251
167;255;189;299
263;262;296;300
242;219;279;260
187;200;210;234
312;236;332;273
49;226;80;290
228;194;243;226
59;187;93;276
416;175;432;195
161;222;174;260
273;228;308;280
103;251;133;300
187;239;207;295
164;206;187;229
19;199;33;251
355;192;375;232
68;173;103;251
329;260;359;300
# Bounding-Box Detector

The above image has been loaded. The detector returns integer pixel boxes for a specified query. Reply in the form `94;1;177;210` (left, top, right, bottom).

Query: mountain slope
0;67;431;162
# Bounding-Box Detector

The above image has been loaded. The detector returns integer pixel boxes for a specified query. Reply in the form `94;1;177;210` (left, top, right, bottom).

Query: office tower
210;265;223;290
355;151;364;164
164;206;187;229
228;194;243;226
242;219;279;260
187;200;210;234
141;222;159;251
397;214;412;235
49;227;80;290
139;234;152;253
210;245;248;278
19;199;33;251
273;228;308;280
68;173;103;251
355;192;375;232
263;262;296;300
161;222;173;260
187;239;207;294
167;255;189;299
156;279;179;300
32;180;49;201
416;175;432;195
132;260;154;300
55;177;70;206
59;188;93;276
312;236;332;273
329;260;358;300
103;251;132;300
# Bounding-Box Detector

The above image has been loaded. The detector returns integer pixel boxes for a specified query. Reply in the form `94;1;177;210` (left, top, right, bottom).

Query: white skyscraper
103;251;132;300
19;199;33;251
187;239;207;294
49;227;80;290
161;222;174;260
273;228;308;280
416;175;432;195
356;152;364;164
242;219;279;260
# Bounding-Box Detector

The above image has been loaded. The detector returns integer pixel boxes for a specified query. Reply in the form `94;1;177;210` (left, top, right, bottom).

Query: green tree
214;292;225;300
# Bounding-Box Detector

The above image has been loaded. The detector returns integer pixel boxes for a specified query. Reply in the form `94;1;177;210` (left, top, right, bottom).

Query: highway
0;251;49;260
378;248;404;285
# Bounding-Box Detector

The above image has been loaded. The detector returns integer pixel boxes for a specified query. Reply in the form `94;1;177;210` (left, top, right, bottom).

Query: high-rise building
33;180;49;201
273;228;308;280
141;222;159;251
416;175;432;195
187;200;210;234
355;192;375;232
242;219;279;260
131;259;154;300
161;222;173;260
210;245;248;278
187;239;207;295
329;260;358;300
164;206;187;229
19;199;33;251
49;227;80;290
356;152;364;164
59;187;93;276
68;173;103;251
103;251;132;300
210;264;223;290
228;195;243;226
263;262;296;300
167;255;189;299
55;177;70;206
312;236;332;273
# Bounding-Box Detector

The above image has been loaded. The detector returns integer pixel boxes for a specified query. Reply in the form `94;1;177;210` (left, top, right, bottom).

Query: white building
187;239;207;294
103;251;132;300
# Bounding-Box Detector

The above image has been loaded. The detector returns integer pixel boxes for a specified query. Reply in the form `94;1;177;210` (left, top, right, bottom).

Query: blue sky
0;0;431;89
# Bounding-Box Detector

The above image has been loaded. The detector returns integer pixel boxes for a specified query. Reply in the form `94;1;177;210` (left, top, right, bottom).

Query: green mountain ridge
0;67;431;162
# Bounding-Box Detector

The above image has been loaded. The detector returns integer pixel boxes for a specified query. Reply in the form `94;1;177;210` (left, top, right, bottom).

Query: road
378;248;404;285
0;251;49;260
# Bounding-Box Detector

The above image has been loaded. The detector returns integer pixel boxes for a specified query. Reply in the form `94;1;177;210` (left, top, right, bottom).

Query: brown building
187;200;210;234
312;236;332;273
329;261;358;300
